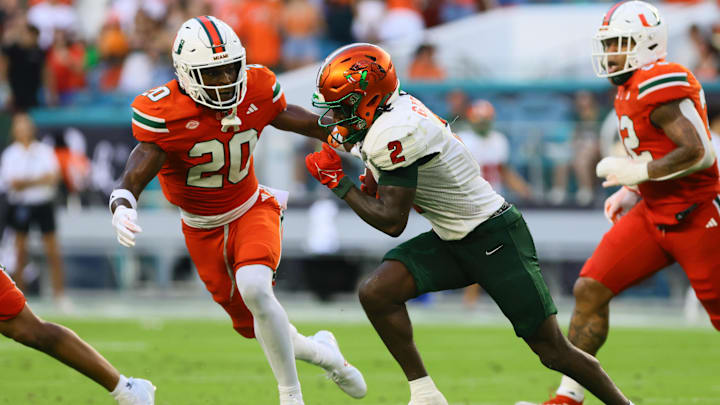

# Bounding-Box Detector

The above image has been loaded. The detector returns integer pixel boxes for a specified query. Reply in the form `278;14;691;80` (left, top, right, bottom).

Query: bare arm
341;184;416;237
647;98;715;180
270;104;329;142
110;142;166;212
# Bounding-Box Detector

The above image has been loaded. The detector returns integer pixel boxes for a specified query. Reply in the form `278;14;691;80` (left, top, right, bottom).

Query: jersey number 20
186;129;258;188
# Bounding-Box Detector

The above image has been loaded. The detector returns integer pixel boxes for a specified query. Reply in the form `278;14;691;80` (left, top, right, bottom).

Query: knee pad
235;264;275;313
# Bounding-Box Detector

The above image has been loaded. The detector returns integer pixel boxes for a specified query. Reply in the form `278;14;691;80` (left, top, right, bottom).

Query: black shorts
7;202;56;234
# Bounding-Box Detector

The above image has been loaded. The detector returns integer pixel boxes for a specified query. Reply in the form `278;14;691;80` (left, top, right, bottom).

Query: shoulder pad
131;80;197;127
633;62;696;105
364;95;445;171
246;65;283;104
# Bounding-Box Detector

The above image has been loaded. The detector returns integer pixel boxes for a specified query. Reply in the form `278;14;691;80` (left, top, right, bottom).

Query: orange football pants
182;192;282;338
0;267;25;321
580;197;720;330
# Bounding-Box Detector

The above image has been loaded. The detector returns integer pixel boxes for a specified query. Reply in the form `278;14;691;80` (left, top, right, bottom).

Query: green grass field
0;318;717;405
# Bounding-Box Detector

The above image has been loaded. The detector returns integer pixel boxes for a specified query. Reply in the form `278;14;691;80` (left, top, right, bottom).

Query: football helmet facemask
592;1;667;79
313;43;399;144
172;16;247;110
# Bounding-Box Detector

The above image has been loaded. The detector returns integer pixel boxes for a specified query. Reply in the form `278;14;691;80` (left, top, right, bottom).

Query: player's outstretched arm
271;104;329;142
110;142;166;213
646;98;715;180
109;142;165;248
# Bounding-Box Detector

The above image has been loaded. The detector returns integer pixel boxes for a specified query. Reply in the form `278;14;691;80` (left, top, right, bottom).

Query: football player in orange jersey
518;2;720;405
0;265;155;404
109;16;366;405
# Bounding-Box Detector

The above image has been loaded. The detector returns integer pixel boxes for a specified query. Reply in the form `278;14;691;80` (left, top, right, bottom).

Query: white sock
556;375;584;402
110;374;129;398
278;384;303;404
409;375;440;398
236;265;300;389
289;324;337;369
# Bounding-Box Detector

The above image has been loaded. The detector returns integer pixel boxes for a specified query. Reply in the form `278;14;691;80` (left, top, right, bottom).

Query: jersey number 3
619;115;652;161
187;129;258;188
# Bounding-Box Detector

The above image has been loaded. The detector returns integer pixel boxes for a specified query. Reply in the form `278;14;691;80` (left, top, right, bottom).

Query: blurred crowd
0;0;716;211
0;0;495;110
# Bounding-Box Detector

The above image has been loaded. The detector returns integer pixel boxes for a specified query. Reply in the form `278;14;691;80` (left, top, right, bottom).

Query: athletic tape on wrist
109;189;138;211
331;176;354;199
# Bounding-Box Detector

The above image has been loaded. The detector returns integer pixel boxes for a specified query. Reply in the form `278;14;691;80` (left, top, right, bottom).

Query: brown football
362;167;378;197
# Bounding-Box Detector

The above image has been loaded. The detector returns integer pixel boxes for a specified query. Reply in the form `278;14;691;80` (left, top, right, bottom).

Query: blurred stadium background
0;0;718;404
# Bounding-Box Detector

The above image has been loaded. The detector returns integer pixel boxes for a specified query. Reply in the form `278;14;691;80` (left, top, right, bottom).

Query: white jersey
354;92;504;240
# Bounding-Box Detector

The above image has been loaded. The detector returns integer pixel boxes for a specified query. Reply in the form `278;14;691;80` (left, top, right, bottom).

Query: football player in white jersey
304;43;634;405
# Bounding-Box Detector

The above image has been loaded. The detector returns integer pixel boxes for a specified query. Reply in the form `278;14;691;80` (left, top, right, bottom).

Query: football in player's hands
359;167;378;197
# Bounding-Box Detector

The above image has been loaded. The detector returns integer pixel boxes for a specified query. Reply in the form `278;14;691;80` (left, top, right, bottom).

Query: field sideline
1;310;717;405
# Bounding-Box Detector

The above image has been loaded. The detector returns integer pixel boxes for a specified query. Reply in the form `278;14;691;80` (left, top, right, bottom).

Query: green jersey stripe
133;112;167;129
638;75;688;94
272;81;281;98
637;72;687;88
272;81;283;103
132;118;169;133
132;108;165;123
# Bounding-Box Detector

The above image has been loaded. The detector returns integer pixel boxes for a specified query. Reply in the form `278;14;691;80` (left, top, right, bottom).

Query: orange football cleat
515;394;583;405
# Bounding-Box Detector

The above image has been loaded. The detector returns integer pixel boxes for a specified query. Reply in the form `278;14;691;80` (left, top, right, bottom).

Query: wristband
331;177;354;199
109;189;138;211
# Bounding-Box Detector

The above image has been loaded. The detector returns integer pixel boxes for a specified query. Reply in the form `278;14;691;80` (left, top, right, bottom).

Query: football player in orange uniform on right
518;2;720;405
110;16;365;405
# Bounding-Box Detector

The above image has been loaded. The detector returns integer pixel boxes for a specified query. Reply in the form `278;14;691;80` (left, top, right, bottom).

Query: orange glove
305;143;352;198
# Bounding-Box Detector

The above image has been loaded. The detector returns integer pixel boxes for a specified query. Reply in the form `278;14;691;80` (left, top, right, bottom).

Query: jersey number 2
388;141;405;164
187;129;258;188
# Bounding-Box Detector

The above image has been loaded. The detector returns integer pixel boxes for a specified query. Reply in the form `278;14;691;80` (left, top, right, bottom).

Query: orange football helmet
313;43;399;144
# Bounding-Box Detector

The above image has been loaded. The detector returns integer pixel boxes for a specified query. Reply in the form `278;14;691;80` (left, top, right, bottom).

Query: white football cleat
115;377;156;405
311;330;367;399
408;391;449;405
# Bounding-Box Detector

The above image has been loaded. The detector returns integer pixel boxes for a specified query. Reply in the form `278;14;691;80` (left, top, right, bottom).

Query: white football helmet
171;16;247;110
591;1;667;78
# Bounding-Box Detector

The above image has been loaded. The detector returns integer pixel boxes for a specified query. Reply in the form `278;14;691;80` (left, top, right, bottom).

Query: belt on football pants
489;201;512;220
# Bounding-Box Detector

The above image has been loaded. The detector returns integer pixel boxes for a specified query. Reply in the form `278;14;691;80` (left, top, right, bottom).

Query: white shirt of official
458;129;510;191
0;141;59;205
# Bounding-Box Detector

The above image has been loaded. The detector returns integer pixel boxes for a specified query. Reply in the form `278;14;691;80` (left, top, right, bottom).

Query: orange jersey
0;265;25;320
614;61;720;224
131;65;287;216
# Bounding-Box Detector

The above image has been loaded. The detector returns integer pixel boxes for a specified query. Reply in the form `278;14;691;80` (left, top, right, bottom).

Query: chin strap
221;106;242;132
611;70;635;85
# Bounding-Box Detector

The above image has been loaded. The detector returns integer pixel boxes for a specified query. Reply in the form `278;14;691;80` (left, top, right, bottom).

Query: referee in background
0;112;69;310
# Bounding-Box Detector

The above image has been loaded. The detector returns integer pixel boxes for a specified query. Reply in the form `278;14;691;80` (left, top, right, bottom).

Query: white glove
604;186;641;224
112;206;142;247
596;156;649;187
